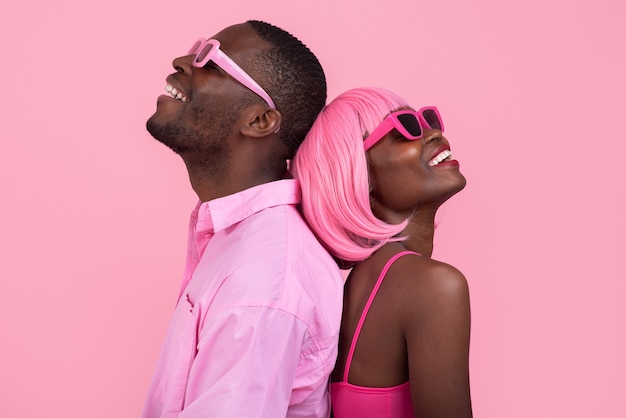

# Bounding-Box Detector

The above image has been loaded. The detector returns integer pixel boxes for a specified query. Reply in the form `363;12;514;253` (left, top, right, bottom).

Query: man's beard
146;103;237;174
146;116;191;154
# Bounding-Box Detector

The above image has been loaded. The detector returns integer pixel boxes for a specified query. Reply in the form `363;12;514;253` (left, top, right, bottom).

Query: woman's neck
396;209;437;257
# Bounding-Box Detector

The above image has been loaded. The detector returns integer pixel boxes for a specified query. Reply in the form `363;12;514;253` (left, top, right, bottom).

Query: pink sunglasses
363;107;444;151
189;38;276;109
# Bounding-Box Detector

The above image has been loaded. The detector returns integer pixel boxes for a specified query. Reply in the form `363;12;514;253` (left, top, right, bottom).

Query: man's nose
172;54;195;73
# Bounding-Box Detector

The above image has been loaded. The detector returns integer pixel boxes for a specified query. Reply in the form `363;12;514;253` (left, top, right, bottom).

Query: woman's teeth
429;150;453;166
165;84;188;102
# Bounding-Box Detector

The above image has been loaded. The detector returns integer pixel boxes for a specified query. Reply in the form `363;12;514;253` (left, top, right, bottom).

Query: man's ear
240;104;282;137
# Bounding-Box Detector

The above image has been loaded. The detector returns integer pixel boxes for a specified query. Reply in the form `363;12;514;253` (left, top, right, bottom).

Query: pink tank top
331;251;419;418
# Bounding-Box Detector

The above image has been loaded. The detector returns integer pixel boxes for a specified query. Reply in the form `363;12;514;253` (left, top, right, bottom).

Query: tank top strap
342;250;421;382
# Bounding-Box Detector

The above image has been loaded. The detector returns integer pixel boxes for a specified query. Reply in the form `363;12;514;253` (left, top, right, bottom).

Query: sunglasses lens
189;41;202;55
397;114;422;137
422;109;442;130
195;43;214;64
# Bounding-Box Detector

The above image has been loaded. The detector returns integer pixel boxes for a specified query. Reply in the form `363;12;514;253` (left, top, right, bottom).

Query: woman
291;87;472;417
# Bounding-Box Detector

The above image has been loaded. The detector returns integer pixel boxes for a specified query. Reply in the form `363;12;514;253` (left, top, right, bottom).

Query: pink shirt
142;180;344;418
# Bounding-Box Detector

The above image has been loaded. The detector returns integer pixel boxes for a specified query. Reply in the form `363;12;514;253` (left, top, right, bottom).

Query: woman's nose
423;129;443;144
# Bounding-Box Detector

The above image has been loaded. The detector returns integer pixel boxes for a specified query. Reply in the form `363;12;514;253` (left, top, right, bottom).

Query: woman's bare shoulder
384;254;470;323
391;254;468;294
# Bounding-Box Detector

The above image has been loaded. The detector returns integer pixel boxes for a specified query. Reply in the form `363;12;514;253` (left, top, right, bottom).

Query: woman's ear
240;104;282;137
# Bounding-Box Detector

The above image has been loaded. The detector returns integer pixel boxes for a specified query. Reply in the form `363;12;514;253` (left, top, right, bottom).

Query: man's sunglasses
189;38;276;109
363;107;444;151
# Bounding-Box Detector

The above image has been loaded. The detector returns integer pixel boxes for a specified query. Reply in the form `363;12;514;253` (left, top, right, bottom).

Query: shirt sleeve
179;305;309;417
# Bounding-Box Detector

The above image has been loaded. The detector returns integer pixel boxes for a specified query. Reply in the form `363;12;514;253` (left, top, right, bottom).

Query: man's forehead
210;23;269;56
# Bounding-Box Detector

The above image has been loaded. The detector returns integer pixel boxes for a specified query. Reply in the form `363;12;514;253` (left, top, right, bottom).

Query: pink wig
291;87;411;263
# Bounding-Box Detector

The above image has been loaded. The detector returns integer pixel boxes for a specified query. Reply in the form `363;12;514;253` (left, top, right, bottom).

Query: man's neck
186;164;285;202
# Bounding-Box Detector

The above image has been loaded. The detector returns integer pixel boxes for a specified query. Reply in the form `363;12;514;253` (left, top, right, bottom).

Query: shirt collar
193;179;301;236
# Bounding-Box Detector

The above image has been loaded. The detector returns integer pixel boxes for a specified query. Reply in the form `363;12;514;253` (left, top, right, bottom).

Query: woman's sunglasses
189;38;276;109
363;107;444;151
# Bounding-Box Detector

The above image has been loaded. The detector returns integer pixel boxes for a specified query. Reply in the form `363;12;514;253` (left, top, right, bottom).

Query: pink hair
291;87;410;263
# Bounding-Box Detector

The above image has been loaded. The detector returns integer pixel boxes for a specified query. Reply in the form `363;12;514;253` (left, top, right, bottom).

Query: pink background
2;0;624;416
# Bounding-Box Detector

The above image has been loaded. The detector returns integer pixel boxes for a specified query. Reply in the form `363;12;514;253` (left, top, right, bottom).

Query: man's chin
147;118;172;144
146;117;191;156
146;116;160;139
148;97;184;129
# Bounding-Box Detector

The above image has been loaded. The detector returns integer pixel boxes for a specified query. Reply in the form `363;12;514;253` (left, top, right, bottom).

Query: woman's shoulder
350;244;470;311
366;250;471;344
378;249;470;310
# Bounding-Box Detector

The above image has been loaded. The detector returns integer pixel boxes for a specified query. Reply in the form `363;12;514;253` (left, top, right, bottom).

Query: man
142;20;343;417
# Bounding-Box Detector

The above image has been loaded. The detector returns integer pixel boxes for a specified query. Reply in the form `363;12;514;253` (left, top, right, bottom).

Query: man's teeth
429;150;453;166
164;84;188;102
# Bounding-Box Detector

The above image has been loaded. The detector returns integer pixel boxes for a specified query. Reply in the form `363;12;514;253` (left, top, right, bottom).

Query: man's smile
164;83;188;102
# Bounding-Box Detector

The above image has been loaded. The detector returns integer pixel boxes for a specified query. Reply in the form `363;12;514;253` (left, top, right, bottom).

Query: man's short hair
247;20;327;158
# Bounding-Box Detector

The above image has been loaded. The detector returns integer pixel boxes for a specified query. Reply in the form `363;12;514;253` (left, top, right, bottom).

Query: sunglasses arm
213;50;276;109
363;118;394;151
